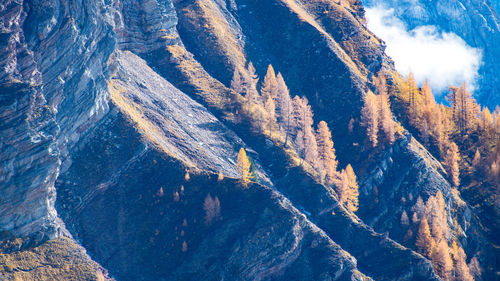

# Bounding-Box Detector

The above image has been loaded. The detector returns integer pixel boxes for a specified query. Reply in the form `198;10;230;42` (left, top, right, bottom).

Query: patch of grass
0;238;110;281
165;44;232;109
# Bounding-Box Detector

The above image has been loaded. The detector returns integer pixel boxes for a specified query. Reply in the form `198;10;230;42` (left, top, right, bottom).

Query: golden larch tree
345;164;359;213
291;96;305;144
438;104;454;156
260;65;279;137
420;120;430;146
336;170;349;206
416;217;434;258
277;72;292;143
245;62;262;106
237;148;252;187
425;191;450;241
217;171;224;182
401;210;410;226
419;81;442;146
451;242;474;281
246;62;259;88
264;94;276;137
468;256;482;280
421;80;433;106
379;91;396;144
412;196;425;220
292;96;315;163
230;68;244;95
431;240;453;280
302;125;319;166
431;108;448;153
490;157;500;184
494;109;500;140
203;193;221;225
479;106;493;130
361;91;379;147
260;65;278;102
407;72;418;108
374;71;387;96
446;83;480;136
444;142;460;187
479;106;493;141
316;121;338;185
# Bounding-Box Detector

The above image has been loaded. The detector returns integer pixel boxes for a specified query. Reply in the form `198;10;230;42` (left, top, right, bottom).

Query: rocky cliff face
1;0;59;241
0;0;496;280
362;0;500;107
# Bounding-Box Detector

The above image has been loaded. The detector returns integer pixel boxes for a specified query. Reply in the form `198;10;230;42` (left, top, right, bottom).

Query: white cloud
365;6;482;94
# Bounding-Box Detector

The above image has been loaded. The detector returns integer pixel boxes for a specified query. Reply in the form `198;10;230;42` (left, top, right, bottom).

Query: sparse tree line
393;72;500;187
232;62;359;213
224;63;487;280
404;191;477;281
360;72;398;148
384;72;500;280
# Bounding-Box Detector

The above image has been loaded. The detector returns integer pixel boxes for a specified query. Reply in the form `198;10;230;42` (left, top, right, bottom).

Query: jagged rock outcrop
1;0;116;240
0;1;59;240
111;0;180;52
0;82;60;241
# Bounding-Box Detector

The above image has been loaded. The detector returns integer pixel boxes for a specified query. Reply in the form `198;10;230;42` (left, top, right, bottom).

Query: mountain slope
0;0;495;280
56;49;371;281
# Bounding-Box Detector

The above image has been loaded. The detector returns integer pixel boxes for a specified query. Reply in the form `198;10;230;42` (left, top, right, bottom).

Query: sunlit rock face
0;0;115;241
363;0;500;107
